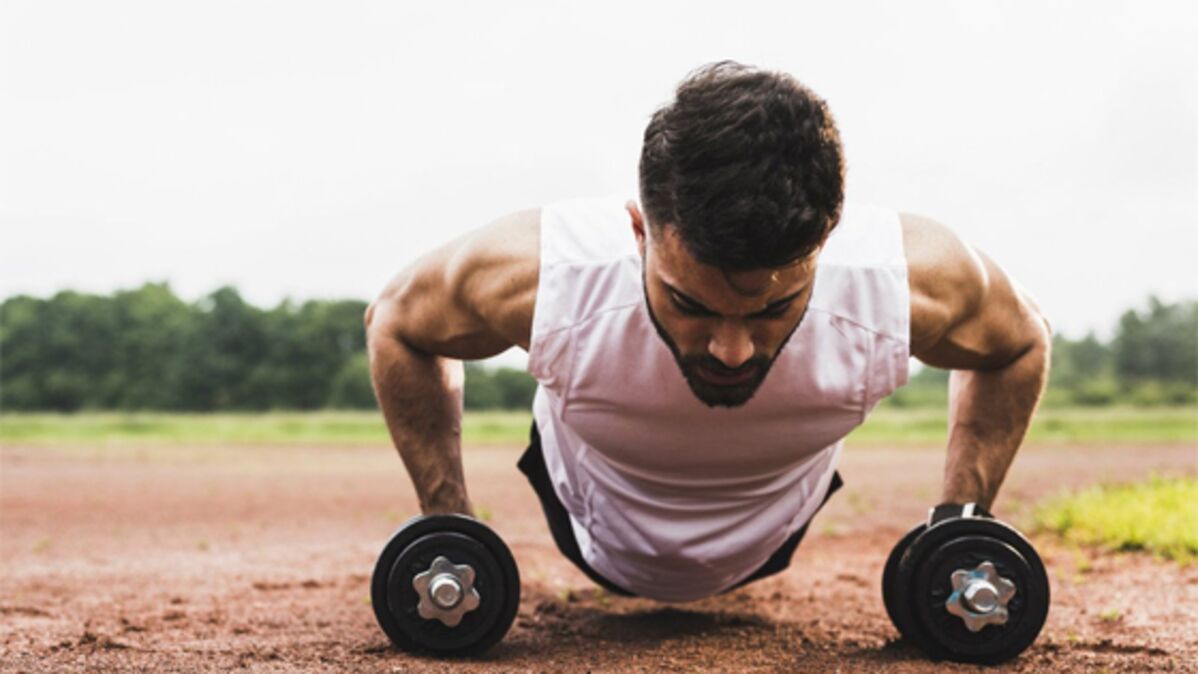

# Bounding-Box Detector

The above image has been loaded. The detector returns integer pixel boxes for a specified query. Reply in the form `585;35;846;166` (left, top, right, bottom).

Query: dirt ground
1;438;1195;673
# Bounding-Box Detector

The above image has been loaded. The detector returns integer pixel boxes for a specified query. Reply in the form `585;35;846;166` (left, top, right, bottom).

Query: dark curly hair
638;61;845;271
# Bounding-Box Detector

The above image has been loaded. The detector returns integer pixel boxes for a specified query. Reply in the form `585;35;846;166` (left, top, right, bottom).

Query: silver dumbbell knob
945;560;1016;632
429;574;463;609
413;556;481;627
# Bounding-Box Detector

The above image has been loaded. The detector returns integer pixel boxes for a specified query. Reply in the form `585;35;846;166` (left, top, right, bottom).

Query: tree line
890;296;1198;407
0;284;1194;411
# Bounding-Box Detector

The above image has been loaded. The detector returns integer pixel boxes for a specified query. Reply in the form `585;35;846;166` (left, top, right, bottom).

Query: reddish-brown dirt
1;439;1195;672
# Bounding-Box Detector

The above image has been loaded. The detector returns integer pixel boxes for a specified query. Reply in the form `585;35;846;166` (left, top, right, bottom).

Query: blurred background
1;0;1195;413
2;7;1195;670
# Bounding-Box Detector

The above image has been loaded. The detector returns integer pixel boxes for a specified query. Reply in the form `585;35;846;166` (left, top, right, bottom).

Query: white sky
2;1;1195;368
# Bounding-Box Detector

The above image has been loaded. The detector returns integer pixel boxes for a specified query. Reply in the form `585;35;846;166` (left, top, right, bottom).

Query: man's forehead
722;268;793;297
658;260;813;302
652;227;817;303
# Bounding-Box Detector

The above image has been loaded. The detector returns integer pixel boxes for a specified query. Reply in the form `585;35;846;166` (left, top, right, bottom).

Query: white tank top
527;194;910;602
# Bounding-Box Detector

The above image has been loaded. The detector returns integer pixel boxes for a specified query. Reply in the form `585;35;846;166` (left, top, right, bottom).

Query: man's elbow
364;295;409;353
1028;302;1052;357
1034;314;1052;370
1008;283;1051;359
363;301;377;333
1013;283;1051;344
1011;306;1053;386
364;299;387;345
1039;312;1053;342
990;307;1051;374
365;272;416;343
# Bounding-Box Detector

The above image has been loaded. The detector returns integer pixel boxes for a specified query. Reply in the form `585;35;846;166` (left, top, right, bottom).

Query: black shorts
516;421;843;598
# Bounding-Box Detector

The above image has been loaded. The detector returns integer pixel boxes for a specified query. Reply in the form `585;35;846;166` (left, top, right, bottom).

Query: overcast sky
2;1;1195;368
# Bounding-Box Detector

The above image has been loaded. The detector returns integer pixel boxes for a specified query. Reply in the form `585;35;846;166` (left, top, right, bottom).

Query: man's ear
626;200;647;258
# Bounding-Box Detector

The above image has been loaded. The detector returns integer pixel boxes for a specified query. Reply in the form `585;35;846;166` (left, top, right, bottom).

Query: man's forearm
367;331;472;516
941;336;1051;510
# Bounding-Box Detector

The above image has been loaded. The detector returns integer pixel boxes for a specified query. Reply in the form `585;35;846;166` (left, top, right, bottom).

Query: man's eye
754;304;792;319
673;300;708;316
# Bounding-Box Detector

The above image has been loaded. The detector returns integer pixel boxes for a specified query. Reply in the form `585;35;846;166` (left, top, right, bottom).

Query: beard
641;268;812;409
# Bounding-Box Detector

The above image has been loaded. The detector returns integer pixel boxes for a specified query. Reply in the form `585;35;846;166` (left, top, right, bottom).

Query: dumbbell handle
928;502;993;526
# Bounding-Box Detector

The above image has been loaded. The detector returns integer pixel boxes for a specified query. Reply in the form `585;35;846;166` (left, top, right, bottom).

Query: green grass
0;405;1194;447
1034;476;1198;563
849;405;1198;446
0;410;532;447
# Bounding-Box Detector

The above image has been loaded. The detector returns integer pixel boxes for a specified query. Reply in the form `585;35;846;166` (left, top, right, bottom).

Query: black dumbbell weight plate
881;523;926;642
371;515;520;655
901;519;1049;664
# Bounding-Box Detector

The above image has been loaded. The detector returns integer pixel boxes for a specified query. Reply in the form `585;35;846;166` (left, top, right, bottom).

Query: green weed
1035;476;1198;563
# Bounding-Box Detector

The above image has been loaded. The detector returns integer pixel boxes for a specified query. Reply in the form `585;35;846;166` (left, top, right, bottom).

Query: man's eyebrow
664;284;717;314
662;281;806;316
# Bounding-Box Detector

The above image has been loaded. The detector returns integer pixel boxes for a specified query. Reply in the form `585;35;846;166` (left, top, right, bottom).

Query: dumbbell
371;514;520;655
881;504;1050;665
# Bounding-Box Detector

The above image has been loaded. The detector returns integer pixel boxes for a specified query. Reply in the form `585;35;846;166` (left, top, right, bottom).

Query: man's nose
707;323;755;370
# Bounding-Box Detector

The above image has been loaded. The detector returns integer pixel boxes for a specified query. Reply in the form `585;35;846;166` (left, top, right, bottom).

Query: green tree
1047;332;1118;406
327;352;377;408
237;298;367;409
0;291;122;411
886;365;949;408
493;367;538;409
0;295;45;409
172;287;268;410
463;363;504;410
1113;297;1198;383
108;283;193;409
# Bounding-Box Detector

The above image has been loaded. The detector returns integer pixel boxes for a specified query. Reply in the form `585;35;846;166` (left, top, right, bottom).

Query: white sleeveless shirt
527;195;910;602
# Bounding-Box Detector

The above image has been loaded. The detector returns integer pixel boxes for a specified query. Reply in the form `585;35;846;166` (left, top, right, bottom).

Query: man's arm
364;209;540;515
902;213;1052;511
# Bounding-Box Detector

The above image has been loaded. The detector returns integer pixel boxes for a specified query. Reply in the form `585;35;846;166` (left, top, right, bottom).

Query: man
364;61;1051;603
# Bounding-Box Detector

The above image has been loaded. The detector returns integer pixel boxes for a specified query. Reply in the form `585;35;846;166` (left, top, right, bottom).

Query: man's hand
902;213;1052;511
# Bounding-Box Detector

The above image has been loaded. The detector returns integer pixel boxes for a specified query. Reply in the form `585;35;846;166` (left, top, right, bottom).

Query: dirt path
1;441;1195;672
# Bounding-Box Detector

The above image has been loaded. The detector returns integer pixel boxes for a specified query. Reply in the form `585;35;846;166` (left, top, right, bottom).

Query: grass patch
850;405;1197;446
1098;607;1123;623
0;410;532;447
1;405;1194;448
1034;476;1198;563
474;504;494;523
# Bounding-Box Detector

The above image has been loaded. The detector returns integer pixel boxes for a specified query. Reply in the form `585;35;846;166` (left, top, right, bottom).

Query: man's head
631;61;845;408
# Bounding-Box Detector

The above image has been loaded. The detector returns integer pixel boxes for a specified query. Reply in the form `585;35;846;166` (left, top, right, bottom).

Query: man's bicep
904;214;1047;371
367;209;540;359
